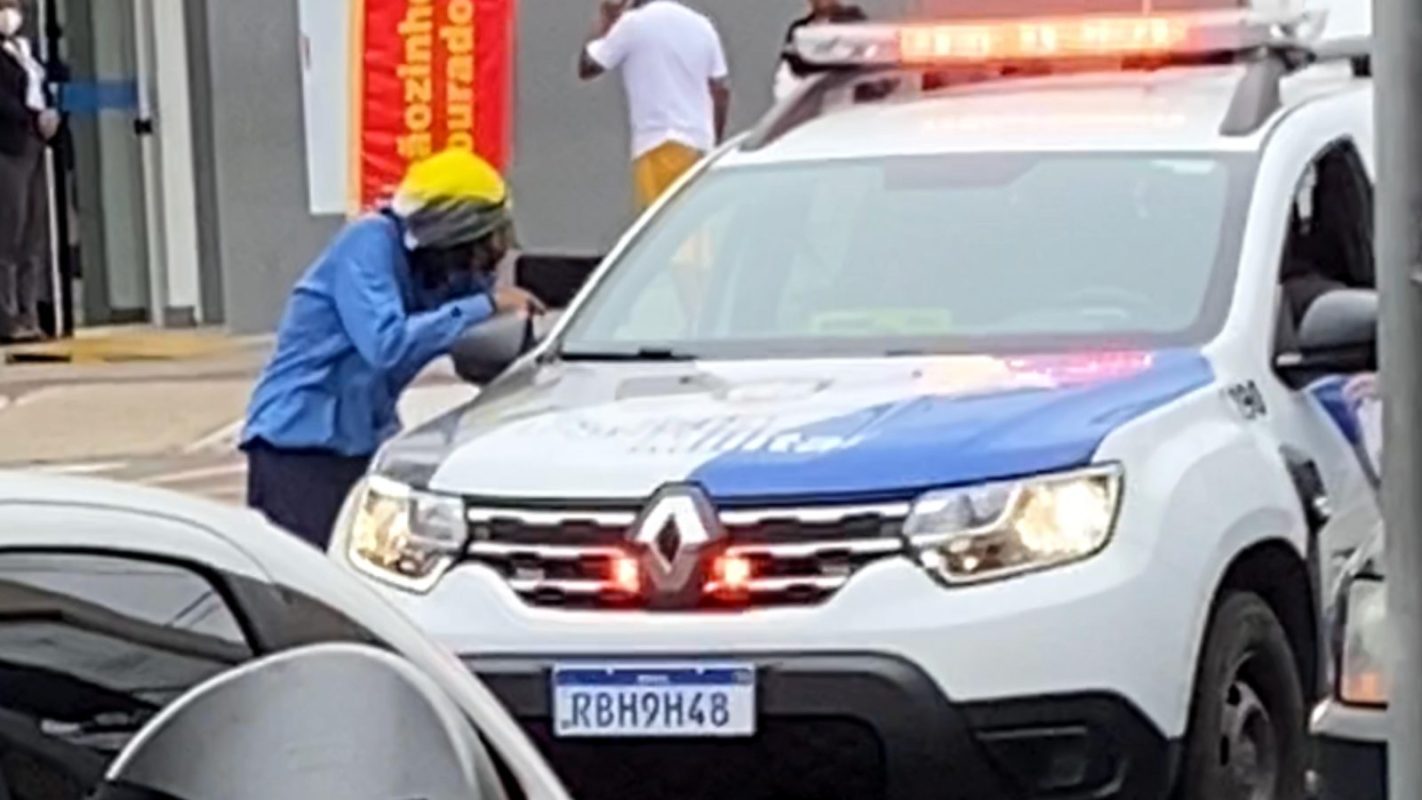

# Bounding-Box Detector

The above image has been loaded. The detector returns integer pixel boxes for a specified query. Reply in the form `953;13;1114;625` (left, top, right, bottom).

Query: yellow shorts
633;141;703;211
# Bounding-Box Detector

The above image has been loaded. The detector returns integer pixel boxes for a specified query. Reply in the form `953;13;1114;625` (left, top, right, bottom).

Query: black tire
1175;592;1308;800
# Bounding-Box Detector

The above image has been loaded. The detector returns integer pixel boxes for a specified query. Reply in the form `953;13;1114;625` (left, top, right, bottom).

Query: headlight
1339;577;1389;707
342;476;468;592
905;466;1121;585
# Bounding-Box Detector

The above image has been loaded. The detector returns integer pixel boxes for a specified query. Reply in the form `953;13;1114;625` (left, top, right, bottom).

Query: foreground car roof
0;469;258;527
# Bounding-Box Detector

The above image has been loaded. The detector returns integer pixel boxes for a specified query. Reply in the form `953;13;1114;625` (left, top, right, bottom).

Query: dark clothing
0;47;36;156
782;5;867;76
245;440;371;550
0;132;43;337
0;38;47;338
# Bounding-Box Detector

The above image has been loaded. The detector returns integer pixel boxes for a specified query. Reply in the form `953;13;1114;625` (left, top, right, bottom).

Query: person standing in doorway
578;0;730;212
775;0;867;100
0;0;57;343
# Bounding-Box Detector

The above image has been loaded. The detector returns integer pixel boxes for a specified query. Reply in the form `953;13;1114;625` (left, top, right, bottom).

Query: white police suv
333;5;1381;799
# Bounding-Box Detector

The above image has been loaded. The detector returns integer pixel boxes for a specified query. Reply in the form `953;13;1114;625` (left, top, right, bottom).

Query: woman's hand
36;109;60;140
493;285;547;315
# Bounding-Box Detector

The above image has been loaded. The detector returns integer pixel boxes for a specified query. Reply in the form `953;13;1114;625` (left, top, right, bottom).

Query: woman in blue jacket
242;150;543;547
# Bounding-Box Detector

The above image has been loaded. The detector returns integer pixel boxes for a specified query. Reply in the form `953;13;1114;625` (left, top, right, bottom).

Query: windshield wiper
558;347;698;362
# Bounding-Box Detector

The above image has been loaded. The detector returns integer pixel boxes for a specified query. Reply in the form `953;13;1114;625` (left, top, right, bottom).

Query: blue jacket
242;214;494;456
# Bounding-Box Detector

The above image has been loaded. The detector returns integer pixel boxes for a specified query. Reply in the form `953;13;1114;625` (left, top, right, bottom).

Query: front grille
521;717;887;800
464;502;908;610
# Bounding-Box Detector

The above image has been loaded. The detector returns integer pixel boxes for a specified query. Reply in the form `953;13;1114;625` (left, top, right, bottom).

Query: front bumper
469;652;1176;800
386;552;1206;736
1311;700;1386;800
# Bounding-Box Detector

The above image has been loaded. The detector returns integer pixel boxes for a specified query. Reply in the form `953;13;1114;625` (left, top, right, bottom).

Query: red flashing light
611;556;641;594
712;554;754;593
898;16;1189;63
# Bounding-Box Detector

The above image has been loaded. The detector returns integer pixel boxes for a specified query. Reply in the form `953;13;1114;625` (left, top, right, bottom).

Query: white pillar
137;0;203;327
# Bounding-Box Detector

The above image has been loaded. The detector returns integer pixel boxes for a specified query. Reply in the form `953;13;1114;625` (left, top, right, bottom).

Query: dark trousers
0;135;45;337
245;441;371;550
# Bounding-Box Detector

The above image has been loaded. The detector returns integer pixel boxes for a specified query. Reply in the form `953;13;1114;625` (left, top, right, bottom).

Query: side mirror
449;311;561;385
92;644;489;800
1276;288;1378;388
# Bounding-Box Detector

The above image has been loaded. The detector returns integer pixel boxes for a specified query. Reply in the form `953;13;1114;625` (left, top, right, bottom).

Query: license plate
552;663;756;738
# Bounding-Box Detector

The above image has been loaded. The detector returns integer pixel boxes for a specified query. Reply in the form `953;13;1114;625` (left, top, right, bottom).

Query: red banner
351;0;514;213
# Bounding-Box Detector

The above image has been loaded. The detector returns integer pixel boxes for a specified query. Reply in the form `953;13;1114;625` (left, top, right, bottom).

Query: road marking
13;388;57;407
203;487;249;505
30;460;129;475
184;418;244;454
141;462;246;487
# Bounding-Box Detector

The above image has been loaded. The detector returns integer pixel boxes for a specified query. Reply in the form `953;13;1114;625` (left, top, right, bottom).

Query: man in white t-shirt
579;0;730;211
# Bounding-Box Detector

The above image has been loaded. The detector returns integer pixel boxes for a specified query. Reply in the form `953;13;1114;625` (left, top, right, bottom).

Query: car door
1257;138;1381;606
0;502;525;800
0;545;256;800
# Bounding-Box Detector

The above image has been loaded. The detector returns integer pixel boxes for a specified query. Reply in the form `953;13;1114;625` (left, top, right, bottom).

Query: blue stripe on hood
690;351;1214;502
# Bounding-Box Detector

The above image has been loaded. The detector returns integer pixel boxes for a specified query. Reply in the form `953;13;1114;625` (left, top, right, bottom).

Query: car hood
375;350;1213;502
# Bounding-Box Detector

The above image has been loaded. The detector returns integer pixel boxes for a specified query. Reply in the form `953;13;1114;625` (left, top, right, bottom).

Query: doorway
44;0;152;330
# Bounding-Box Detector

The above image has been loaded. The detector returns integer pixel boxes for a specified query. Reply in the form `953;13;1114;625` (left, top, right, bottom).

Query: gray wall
196;0;339;333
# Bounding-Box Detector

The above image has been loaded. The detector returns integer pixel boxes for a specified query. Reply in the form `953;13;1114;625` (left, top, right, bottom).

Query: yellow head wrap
392;149;512;250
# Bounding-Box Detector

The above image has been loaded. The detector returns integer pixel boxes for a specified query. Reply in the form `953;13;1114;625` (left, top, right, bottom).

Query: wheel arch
1212;539;1320;703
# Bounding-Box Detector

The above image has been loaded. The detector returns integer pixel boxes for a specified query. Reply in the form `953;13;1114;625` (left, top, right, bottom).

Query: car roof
719;62;1361;167
0;469;260;530
0;470;369;623
0;470;374;602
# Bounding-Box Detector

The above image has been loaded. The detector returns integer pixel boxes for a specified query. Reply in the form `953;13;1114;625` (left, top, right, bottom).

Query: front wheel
1175;592;1308;800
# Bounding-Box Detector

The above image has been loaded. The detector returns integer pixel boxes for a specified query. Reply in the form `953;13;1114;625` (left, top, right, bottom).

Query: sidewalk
0;328;272;465
2;325;258;366
0;328;478;499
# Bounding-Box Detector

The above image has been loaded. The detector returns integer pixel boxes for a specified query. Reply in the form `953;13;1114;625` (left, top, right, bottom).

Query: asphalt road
31;447;250;506
2;350;477;507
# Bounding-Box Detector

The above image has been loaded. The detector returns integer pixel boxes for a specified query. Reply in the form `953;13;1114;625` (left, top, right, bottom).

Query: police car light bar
792;9;1327;69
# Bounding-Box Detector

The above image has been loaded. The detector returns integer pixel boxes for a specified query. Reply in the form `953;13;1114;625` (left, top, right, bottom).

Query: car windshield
558;152;1254;359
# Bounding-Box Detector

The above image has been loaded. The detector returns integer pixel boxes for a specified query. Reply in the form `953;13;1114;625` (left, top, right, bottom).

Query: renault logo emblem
629;484;724;604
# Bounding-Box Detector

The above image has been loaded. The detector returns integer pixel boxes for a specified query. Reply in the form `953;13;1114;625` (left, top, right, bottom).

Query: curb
2;329;260;365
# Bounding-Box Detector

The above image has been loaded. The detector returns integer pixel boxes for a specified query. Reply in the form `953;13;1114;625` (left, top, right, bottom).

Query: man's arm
710;79;730;143
328;233;496;375
578;0;630;80
577;52;604;81
707;29;731;143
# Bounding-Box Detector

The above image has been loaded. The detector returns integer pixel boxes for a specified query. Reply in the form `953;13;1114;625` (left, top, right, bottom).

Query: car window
562;151;1255;358
1277;142;1375;329
0;552;253;800
267;585;382;647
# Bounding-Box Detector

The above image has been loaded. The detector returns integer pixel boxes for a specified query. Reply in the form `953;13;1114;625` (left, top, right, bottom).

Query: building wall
195;0;340;332
197;0;922;332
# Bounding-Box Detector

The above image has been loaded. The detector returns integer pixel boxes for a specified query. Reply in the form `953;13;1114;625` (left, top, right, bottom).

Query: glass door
43;0;153;331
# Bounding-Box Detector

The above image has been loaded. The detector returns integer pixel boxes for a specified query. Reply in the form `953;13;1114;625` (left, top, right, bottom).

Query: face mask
0;10;23;37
